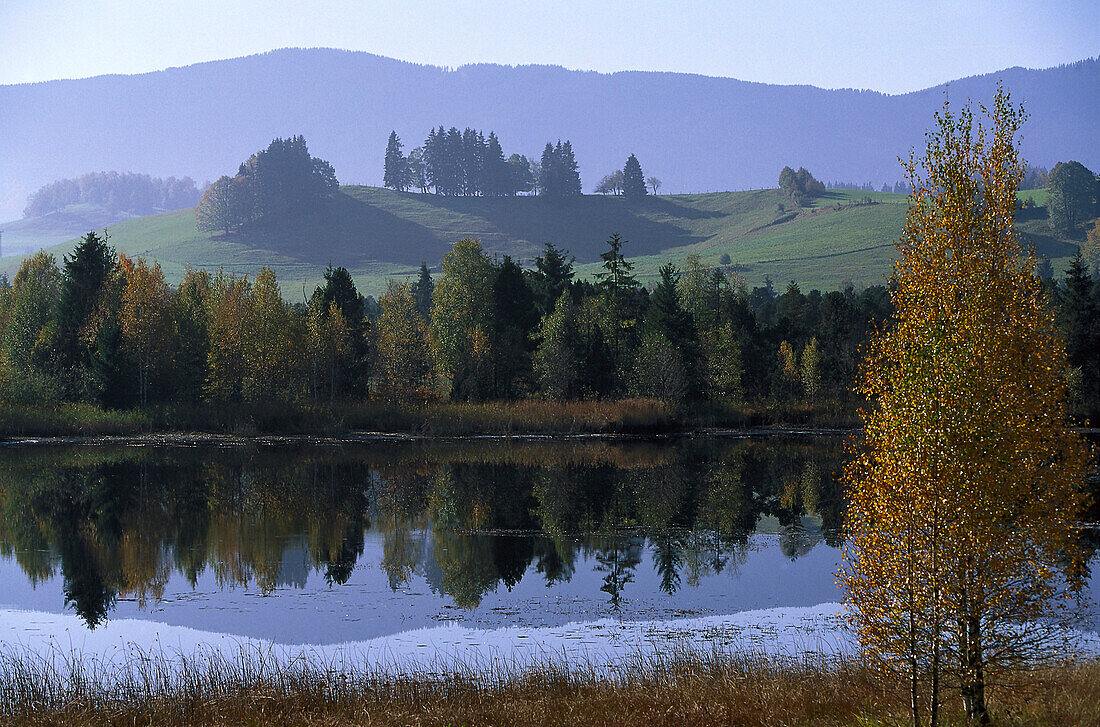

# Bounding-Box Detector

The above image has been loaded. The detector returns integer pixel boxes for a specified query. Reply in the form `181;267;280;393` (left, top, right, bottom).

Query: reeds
1;644;1096;726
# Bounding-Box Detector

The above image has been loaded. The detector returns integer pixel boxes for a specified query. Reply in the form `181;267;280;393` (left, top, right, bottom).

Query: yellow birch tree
841;88;1089;726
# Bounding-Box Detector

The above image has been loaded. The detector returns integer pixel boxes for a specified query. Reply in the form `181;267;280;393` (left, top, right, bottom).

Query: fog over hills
1;48;1097;221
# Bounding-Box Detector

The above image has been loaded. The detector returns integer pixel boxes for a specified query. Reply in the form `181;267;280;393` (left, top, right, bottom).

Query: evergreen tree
383;131;409;192
539;143;558;199
533;290;581;399
532;242;575;316
411;262;434;320
489;256;538;398
593;233;637;298
54;231;116;398
622;154;647;199
644;262;698;390
560;141;582;197
483;132;507;196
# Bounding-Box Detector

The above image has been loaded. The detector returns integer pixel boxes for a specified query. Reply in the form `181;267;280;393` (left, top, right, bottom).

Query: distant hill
0;48;1096;222
1;187;1079;296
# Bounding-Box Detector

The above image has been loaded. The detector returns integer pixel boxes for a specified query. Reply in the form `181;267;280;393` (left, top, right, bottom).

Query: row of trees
196;136;339;234
1;230;1096;419
24;172;199;218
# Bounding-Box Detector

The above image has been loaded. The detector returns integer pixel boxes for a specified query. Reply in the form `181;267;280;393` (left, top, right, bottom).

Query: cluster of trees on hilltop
23;172;199;218
383;129;583;200
0;231;1097;417
385;128;535;197
778;167;826;206
196;136;338;234
594;154;657;199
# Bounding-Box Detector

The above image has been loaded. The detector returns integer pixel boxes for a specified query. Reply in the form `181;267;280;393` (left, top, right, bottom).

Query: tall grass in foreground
0;647;1096;726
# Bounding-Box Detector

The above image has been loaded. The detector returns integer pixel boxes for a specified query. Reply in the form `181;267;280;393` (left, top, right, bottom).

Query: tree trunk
961;614;989;724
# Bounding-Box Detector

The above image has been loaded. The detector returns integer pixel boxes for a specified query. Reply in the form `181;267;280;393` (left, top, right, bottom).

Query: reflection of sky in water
1;527;848;644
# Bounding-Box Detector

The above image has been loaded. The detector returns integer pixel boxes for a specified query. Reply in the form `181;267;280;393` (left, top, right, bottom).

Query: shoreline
0;425;860;447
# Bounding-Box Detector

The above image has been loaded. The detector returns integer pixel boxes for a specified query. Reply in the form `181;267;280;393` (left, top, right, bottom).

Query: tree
622;154;647;199
489;256;538;398
1047;160;1096;232
383;131;410;192
171;268;212;403
117;256;173;405
595;171;623;195
407;147;428;193
205;272;252;403
0;253;61;400
841;89;1089;726
376;281;434;402
531;242;575;316
430;238;494;395
244;267;293;400
54;231;116;398
196;176;253;234
800;336;820;402
647;176;662;195
533;290;581;399
645;262;697;381
411;263;434;320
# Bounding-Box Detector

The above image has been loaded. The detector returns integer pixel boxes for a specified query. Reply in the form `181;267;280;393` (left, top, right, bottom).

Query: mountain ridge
2;48;1096;222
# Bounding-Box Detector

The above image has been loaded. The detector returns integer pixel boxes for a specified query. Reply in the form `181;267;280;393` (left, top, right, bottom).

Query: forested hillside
1;48;1095;220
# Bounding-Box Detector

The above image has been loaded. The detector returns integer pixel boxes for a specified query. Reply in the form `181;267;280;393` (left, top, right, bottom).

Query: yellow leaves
841;87;1089;685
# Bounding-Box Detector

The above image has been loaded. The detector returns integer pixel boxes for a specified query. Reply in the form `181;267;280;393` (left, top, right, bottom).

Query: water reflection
0;438;850;627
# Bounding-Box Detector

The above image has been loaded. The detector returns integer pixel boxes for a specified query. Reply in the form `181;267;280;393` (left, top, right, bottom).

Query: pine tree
622;154;647;199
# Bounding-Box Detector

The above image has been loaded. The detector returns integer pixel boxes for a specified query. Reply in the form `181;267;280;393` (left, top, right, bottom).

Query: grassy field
1;647;1096;727
1;187;1080;296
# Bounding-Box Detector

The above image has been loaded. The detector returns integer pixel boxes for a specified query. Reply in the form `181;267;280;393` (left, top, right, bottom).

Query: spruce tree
539;142;558;199
622;154;647;199
54;231;116;397
561;141;582;197
411;262;434;320
532;242;575;316
383;131;408;191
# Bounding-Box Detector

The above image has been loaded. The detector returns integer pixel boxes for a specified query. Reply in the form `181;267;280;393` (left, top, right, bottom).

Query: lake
1;435;1096;663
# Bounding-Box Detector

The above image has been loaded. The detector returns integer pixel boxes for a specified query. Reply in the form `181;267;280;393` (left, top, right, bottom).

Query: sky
1;0;1097;93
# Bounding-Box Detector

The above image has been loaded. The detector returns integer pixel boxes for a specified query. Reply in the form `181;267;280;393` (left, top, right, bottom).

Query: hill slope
1;48;1096;221
1;188;1080;296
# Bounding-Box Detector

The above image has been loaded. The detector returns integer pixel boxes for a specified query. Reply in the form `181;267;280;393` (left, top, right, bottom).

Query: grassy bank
0;399;863;439
1;649;1096;727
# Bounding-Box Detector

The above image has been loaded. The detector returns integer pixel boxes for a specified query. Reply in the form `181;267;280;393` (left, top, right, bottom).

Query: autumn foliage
841;88;1090;725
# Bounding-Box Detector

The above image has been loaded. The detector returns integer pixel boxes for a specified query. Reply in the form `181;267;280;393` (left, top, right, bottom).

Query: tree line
0;228;1096;418
24;172;199;219
195;136;339;234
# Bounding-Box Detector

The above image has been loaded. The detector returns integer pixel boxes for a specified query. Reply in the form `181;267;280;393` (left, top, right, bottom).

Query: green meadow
1;187;1079;297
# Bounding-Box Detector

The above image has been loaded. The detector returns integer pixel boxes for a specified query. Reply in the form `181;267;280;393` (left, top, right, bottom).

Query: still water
0;436;1094;647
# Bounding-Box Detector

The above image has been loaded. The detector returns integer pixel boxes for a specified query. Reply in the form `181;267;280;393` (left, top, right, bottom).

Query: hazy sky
1;0;1096;93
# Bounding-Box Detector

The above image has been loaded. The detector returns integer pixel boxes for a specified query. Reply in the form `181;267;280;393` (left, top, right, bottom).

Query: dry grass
1;647;1097;727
